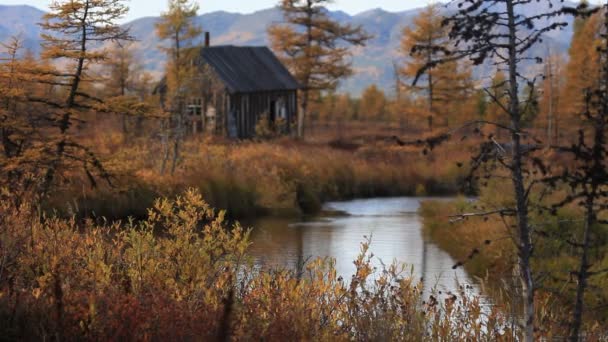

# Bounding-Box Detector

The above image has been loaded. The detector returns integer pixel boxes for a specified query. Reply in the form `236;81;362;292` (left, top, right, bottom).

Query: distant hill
0;3;577;96
0;5;45;53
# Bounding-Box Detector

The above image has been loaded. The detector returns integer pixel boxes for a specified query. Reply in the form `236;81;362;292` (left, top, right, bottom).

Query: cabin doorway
270;100;277;128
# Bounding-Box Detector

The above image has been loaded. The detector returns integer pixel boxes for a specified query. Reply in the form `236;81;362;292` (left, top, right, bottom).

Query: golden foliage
562;10;603;125
155;0;201;103
45;133;472;221
359;85;387;121
0;0;134;198
268;0;371;137
400;3;474;129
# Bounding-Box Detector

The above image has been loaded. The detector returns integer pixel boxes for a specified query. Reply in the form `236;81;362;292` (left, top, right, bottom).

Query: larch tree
0;37;56;162
0;36;28;159
36;0;132;195
334;93;355;138
482;70;509;138
520;83;540;127
401;3;473;131
103;42;139;135
155;0;202;175
413;1;573;339
562;8;602;132
0;36;42;196
0;0;133;198
359;84;387;121
317;91;337;123
104;43;137;98
390;59;411;130
474;88;487;119
0;0;134;332
268;0;371;139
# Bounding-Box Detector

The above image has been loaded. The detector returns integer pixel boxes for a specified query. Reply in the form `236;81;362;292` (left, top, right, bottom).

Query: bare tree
410;1;572;339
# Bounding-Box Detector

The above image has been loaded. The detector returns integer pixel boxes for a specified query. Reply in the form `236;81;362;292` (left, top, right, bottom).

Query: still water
247;197;476;294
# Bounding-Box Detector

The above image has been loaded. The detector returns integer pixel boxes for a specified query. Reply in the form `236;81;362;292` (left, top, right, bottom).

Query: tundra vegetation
0;0;607;340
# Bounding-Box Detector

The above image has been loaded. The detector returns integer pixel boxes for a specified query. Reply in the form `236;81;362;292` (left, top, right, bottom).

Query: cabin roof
200;46;300;94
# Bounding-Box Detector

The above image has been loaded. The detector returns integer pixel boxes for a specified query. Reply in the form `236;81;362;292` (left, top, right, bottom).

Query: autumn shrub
5;189;586;340
1;189;247;339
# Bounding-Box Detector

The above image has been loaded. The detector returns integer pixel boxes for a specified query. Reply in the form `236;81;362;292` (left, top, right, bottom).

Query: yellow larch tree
268;0;371;139
400;3;473;131
155;0;202;175
103;43;140;134
561;8;602;138
359;84;387;121
0;35;35;184
484;70;509;139
36;0;132;194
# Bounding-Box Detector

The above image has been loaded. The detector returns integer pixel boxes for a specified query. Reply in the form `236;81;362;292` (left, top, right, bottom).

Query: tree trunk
122;114;129;136
427;40;434;132
570;108;604;340
171;136;180;174
160;119;170;175
42;2;90;195
547;57;554;145
298;91;308;139
569;199;593;342
506;1;534;340
297;2;314;140
170;105;184;175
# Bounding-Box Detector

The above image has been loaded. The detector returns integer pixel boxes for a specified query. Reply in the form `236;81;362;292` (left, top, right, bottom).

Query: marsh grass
45;134;471;221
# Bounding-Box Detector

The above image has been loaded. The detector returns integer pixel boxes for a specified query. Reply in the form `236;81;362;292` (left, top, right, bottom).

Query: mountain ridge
0;3;577;95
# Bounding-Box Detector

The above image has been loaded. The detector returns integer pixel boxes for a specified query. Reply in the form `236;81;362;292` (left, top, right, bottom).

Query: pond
247;197;476;294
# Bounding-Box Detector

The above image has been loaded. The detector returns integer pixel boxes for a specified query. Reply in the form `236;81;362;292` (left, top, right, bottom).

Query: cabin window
187;98;202;116
276;98;287;120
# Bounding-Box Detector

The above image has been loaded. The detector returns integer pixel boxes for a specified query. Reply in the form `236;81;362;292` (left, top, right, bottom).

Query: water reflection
247;197;474;294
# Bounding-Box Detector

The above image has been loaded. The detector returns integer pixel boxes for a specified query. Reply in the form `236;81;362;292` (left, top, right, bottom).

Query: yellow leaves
155;0;201;99
32;288;42;299
0;2;132;197
360;84;387;120
119;188;250;304
269;0;370;92
399;3;474;127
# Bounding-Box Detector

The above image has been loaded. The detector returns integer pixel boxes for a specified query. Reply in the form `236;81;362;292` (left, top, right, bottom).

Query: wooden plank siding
223;90;297;139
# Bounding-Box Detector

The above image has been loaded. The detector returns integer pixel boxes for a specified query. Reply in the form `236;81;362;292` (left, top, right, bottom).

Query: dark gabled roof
200;46;300;94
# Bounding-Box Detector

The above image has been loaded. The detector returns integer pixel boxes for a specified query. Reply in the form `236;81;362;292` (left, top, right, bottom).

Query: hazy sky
0;0;434;22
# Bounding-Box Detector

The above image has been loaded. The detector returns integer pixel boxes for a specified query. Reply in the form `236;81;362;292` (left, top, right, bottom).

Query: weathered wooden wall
224;90;298;139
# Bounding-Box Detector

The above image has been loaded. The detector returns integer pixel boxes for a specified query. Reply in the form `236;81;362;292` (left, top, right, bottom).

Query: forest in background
1;0;608;340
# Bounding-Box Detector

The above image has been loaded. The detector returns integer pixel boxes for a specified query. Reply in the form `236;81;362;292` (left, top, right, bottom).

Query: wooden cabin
155;40;300;139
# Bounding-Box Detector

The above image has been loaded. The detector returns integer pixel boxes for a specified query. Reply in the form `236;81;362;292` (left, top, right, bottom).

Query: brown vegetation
3;189;603;341
44;119;471;221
